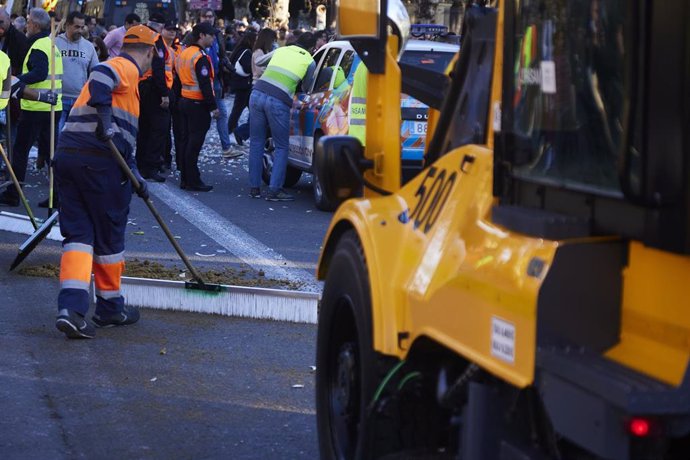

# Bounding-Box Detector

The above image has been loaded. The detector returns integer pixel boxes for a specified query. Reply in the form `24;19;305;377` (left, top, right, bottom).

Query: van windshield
509;0;627;194
400;50;455;74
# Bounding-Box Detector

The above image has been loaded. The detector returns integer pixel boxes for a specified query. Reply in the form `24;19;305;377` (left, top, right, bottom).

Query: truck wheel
316;231;398;460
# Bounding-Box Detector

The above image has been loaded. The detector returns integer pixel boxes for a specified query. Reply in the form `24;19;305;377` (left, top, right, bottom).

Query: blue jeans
59;96;76;133
214;80;230;150
249;91;290;191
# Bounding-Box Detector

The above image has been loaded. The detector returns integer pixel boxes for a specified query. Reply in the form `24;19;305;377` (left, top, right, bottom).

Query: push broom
107;140;319;323
8;18;61;270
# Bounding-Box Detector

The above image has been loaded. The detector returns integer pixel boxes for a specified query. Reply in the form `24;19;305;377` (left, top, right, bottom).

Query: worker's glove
132;170;149;201
95;106;115;142
36;90;58;105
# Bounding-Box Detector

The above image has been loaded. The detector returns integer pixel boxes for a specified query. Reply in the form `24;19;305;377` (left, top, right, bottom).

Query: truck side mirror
314;136;365;206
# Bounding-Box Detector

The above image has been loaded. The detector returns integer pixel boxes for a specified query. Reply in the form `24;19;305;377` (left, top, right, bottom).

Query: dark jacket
1;24;29;76
228;45;252;92
140;30;170;101
18;30;50;85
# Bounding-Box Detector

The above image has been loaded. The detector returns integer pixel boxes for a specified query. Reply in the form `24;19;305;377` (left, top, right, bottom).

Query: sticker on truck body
491;316;516;364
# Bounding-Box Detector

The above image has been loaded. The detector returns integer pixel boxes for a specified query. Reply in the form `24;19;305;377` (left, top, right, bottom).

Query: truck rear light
626;417;662;438
628;418;651;437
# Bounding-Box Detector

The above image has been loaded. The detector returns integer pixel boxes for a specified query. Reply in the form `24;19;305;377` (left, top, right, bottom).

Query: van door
289;47;343;169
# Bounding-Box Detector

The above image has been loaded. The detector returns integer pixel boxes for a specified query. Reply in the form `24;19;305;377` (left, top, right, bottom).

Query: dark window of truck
509;0;627;194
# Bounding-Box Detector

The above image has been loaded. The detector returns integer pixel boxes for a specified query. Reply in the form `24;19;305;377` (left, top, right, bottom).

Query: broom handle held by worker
105;139;207;287
48;18;58;214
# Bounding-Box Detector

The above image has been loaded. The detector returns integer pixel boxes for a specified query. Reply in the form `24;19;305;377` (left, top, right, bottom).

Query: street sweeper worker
53;25;158;339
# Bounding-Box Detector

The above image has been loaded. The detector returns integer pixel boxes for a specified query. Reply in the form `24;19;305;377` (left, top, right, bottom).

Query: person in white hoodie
56;11;98;132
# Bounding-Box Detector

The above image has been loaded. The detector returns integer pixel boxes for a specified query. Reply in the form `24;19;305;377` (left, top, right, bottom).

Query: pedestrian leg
214;79;230;151
182;99;211;187
228;88;250;135
0;111;39;203
248;91;268;189
265;96;291;192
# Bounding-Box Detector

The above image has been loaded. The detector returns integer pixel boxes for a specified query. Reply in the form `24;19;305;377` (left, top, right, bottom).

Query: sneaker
56;309;95;339
222;147;243;159
143;172;166;183
0;191;19;207
186;183;213;192
92;304;140;328
249;187;261;198
265;189;294;202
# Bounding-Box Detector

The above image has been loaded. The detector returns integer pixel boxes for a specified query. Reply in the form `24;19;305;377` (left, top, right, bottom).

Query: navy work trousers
179;98;211;187
54;151;131;317
136;82;170;176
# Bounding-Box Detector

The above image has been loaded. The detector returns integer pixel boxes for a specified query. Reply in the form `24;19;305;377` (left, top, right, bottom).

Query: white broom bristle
116;277;319;324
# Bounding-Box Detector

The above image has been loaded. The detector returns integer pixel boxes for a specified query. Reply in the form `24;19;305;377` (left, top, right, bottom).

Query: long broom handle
6;89;11;163
48;18;56;214
0;143;38;229
106;139;207;286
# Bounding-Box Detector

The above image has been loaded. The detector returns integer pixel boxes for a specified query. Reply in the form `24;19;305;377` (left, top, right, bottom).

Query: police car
261;39;459;210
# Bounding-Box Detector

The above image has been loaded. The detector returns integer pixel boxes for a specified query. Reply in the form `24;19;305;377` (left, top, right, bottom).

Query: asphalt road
0;96;332;458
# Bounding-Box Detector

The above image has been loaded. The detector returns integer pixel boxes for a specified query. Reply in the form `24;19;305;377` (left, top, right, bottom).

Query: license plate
412;121;427;135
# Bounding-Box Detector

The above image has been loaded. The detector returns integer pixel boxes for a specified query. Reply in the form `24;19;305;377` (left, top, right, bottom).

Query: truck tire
261;138;303;188
316;231;399;460
313;133;343;211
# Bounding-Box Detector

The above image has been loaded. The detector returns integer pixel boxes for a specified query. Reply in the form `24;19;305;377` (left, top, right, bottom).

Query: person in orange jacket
176;22;219;192
53;25;157;339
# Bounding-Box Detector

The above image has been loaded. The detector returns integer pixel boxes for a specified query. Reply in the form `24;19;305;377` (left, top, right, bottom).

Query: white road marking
148;183;322;293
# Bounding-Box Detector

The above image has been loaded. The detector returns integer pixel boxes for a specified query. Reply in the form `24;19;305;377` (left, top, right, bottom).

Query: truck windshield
509;0;627;194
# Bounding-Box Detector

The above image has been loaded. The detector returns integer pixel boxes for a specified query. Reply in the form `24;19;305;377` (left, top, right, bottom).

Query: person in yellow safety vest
332;65;346;89
0;49;58;175
161;20;182;172
0;56;59;108
177;22;219;192
248;32;317;201
314;65;347;93
0;8;62;208
348;63;368;146
347;0;411;149
53;25;158;339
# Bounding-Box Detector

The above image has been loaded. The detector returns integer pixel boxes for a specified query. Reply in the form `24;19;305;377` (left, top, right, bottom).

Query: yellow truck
314;0;690;459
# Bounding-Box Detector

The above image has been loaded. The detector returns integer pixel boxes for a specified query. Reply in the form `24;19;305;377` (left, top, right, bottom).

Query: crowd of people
0;7;332;207
0;3;412;339
0;6;332;338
